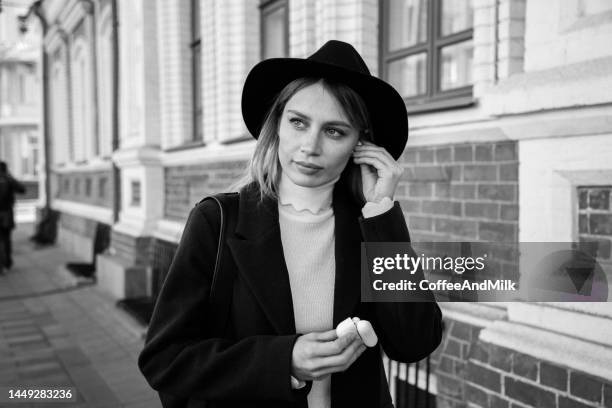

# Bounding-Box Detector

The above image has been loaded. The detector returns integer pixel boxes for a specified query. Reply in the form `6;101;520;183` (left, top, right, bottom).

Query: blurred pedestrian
0;161;26;270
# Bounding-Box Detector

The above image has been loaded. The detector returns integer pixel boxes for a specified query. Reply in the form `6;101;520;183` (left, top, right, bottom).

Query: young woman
138;40;443;408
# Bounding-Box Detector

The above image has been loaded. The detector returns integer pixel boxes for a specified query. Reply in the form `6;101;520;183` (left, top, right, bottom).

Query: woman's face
277;82;360;188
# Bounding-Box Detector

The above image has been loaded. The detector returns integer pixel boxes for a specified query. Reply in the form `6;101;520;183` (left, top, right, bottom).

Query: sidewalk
0;223;162;408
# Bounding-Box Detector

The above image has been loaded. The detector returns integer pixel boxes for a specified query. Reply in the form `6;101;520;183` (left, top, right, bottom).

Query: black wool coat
138;182;443;408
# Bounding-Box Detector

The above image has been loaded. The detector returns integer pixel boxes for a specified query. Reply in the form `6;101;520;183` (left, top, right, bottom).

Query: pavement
0;223;162;408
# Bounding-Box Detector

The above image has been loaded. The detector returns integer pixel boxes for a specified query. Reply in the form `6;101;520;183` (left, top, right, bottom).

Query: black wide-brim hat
241;40;408;160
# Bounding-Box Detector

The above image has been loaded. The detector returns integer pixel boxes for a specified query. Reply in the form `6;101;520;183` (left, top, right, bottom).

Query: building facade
0;0;42;220
35;0;612;406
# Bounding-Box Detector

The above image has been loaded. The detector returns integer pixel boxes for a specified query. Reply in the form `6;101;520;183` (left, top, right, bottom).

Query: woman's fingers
314;329;338;342
313;332;356;357
312;340;367;376
355;144;395;162
353;155;390;173
353;149;395;167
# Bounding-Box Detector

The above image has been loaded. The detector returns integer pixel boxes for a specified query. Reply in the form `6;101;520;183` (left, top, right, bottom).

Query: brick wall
434;319;481;408
397;141;519;281
54;170;114;208
164;160;247;221
433;315;612;408
467;341;612;408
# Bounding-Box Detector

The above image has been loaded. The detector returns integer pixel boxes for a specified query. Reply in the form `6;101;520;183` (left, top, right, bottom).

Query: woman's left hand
352;141;404;203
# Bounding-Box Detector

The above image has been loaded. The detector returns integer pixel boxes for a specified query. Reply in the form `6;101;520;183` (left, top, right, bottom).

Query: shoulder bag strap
201;192;239;337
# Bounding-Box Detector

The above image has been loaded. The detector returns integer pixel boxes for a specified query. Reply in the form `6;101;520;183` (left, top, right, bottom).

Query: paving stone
0;224;158;407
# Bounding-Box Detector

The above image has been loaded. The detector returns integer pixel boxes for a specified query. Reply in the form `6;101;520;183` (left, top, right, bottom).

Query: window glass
388;0;428;51
382;0;474;108
441;0;473;36
440;40;473;91
191;0;203;141
388;53;427;98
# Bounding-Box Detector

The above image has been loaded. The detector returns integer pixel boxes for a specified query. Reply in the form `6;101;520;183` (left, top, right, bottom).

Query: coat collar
227;182;362;335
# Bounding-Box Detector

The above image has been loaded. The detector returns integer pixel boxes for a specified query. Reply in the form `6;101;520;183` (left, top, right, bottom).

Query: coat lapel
227;184;296;335
331;185;363;327
227;182;363;335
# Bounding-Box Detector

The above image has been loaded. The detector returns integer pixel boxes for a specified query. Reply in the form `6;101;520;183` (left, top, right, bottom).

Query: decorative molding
59;0;92;34
439;302;507;328
152;219;185;244
407;103;612;148
51;198;113;223
484;56;612;116
112;146;163;168
508;303;612;347
161;140;254;167
480;320;612;382
44;24;68;52
0;117;39;127
51;158;112;174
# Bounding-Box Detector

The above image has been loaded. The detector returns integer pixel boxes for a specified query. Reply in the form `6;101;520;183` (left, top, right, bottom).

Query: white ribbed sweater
279;205;335;408
277;173;393;408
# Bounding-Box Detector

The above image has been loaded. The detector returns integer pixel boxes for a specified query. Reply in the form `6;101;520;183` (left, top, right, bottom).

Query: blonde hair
232;77;373;205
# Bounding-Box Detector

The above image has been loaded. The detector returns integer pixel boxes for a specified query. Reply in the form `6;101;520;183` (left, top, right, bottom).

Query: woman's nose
299;129;322;155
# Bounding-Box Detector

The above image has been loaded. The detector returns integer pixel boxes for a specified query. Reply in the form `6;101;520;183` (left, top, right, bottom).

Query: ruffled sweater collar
278;172;338;215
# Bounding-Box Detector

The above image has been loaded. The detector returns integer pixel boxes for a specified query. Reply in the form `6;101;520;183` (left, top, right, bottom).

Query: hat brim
241;58;408;160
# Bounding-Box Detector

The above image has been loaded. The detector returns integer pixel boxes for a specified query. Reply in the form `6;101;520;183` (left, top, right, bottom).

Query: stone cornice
112;146;163;168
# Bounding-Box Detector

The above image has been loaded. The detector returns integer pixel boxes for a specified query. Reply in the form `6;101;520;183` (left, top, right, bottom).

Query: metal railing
383;354;436;408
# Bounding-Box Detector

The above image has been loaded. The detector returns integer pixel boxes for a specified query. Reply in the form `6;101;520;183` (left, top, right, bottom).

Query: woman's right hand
291;329;367;381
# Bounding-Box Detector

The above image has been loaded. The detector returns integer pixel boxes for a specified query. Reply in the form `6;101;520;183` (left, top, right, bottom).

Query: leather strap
200;193;239;337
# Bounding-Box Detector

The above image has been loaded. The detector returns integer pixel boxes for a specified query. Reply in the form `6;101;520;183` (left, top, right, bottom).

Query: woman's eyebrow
287;109;353;128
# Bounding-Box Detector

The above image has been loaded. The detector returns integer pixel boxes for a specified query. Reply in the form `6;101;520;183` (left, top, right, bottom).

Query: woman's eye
326;128;345;137
290;118;305;129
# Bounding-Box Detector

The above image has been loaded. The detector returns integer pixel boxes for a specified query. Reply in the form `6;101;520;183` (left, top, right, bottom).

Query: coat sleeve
138;201;311;402
358;202;443;363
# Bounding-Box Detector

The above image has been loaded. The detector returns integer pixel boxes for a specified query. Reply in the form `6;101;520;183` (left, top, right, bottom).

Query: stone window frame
379;0;475;113
96;4;114;159
70;34;95;163
190;0;203;142
50;52;70;166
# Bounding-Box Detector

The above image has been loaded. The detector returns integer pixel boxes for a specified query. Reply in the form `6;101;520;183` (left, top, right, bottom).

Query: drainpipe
111;0;119;223
19;1;50;211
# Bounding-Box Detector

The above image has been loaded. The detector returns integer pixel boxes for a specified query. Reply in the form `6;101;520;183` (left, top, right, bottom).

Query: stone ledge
480;320;612;382
483;56;612;115
508;303;612;347
440;302;508;328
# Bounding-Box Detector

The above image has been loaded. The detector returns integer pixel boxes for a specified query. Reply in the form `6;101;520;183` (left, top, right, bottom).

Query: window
381;0;474;112
71;41;93;161
85;177;92;197
97;10;113;157
191;0;203;141
131;180;141;207
260;0;289;59
99;177;107;199
51;58;70;165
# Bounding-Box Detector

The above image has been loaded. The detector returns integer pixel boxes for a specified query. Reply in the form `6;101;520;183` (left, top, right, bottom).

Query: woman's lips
294;160;323;174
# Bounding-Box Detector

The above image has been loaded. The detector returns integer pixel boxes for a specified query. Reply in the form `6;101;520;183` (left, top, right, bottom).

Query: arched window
71;37;94;161
51;56;69;165
97;8;113;158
